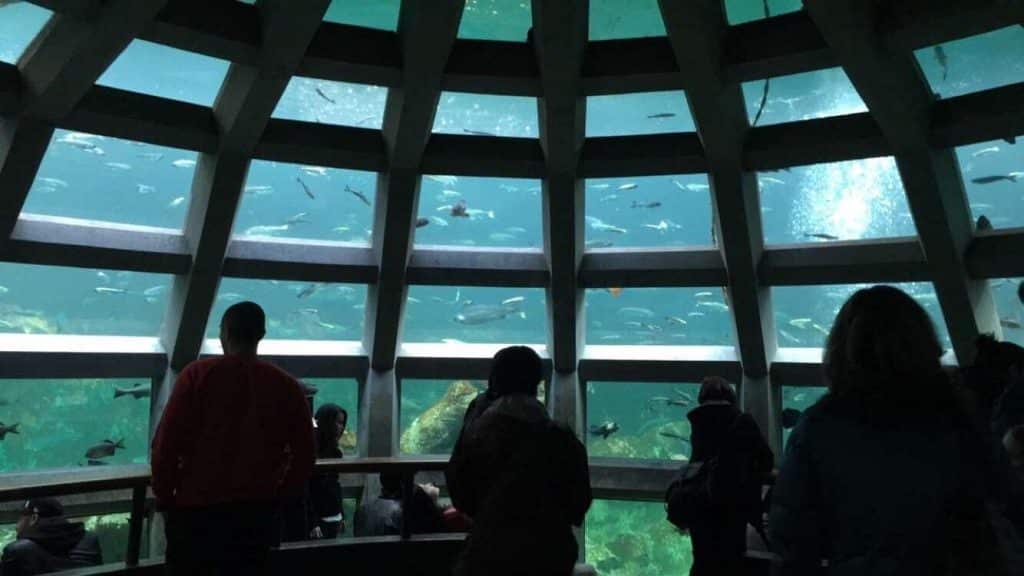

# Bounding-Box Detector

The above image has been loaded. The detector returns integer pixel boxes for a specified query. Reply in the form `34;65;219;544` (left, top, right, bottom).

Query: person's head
698;376;737;405
824;285;944;403
16;498;63;536
489;346;543;397
314;403;347;455
219;301;266;356
380;471;402;497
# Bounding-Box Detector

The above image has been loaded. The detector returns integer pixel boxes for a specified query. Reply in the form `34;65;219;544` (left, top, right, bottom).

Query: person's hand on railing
309;526;323;539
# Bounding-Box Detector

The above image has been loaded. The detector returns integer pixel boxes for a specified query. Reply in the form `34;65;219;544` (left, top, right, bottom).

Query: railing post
399;471;414;540
125;483;147;567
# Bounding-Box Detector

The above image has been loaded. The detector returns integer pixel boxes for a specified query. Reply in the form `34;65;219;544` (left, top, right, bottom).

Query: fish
687;312;706;318
752;77;771;126
244;185;274;196
295;176;315;199
57;137;103;153
297;283;323;299
600;194;619;203
105;162;132;171
759;176;786;186
82;146;106;156
804;233;839;241
37;177;68;189
440;338;466;345
243;224;290;236
171;159;196;169
1001;318;1022;330
586;240;614;249
972;146;1000;158
665;316;688;327
971;173;1022;185
694;292;714;299
779;329;801;345
502;296;526;306
416;217;431;228
0;286;7;295
647;113;676;119
345;185;371;206
643;219;680;233
137;152;164;161
300;166;329;177
429;216;449;227
96;271;111;284
618;307;655;319
789;318;813;330
589;183;611;190
466;208;496;220
617;183;638;191
168;197;185;208
934;45;948;82
696;301;729;312
463;128;497;136
94;287;127;295
454;304;525;325
85;439;125;460
606;287;623;297
426;175;459;186
436;189;462;201
217;292;244;303
136;184;156;195
589;421;620;439
631;201;662;209
658;431;690;442
970;203;994;211
781;408;803;429
114;385;151;400
285;212;310;226
314;86;336;104
0;422;19;441
331;226;350;233
586;217;627;234
143;286;165;298
977;215;993;231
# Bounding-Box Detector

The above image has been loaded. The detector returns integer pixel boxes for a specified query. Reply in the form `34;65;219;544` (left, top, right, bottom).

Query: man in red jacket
152;301;314;576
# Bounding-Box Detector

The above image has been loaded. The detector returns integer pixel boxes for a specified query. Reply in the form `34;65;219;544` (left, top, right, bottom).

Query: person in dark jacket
353;471;447;537
307;403;347;539
447;346;592;576
686;376;773;576
1;498;102;576
769;285;1006;576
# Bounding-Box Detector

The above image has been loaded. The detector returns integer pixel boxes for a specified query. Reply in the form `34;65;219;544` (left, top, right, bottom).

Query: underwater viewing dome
0;0;1022;573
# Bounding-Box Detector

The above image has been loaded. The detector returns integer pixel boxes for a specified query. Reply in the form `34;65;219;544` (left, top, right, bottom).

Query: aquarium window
759;156;916;244
306;378;360;455
989;277;1024;348
433;92;537;138
272;77;387;129
403;286;546;345
586;90;696;136
724;0;802;25
915;26;1024;100
415;175;541;249
458;0;532;41
399;378;486;455
589;0;666;40
586;499;693;575
585;381;698;461
585;287;735;347
0;3;50;64
741;67;867;127
773;283;951;350
585;174;713;249
22;130;197;230
323;0;400;30
232;160;375;245
206;278;366;341
97;40;230;107
0;378;150;473
781;385;827;448
0;263;170;337
955;137;1024;230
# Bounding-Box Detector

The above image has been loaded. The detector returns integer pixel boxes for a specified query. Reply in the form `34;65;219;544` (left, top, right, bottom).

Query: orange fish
606;287;623;297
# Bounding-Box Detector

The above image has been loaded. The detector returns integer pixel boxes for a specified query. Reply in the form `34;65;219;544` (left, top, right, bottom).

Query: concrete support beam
0;117;55;244
806;0;1001;363
361;369;399;458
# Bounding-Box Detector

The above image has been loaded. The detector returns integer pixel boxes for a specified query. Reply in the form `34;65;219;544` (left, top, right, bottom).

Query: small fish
217;292;244;303
0;286;7;295
136;184;156;195
789;318;813;330
586;217;627;234
114;385;151;399
643;219;680;233
168;196;185;208
314;86;336;104
297;283;323;299
934;45;948;82
502;296;526;306
300;166;329;177
463;128;497;136
454;304;525;325
759;176;786;186
331;226;350;233
977;215;993;231
589;183;611;190
804;233;839;241
972;173;1022;185
295;176;315;200
588;421;620;440
426;175;459;186
972;146;1000;158
586;240;614;249
1001;318;1022;330
37;177;68;189
137;152;164;161
441;338;466;345
436;189;462;201
0;422;19;441
466;208;496;220
244;224;290;236
647;113;676;119
658;431;690;442
94;287;127;295
429;216;449;227
105;162;132;171
96;271;111;284
416;217;430;228
665;316;688;327
143;286;165;298
781;408;803;429
171;159;196;169
285;212;311;226
696;301;729;312
687;312;706;318
631;201;662;209
345;185;371;206
85;439;125;460
694;292;713;299
244;185;274;196
617;183;638;191
779;329;801;345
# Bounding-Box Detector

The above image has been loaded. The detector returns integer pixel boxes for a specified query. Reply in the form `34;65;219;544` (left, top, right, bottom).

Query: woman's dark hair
698;377;737;405
220;301;266;347
314;403;347;458
489;346;543;397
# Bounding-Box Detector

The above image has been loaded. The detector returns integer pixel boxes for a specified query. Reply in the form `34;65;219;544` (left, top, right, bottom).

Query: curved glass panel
741;67;867;127
0;263;169;336
586;381;697;461
415;175;541;248
272;78;387;129
760;157;915;244
403;286;546;344
399;378;485;455
725;0;802;25
97;40;230;107
324;0;400;29
586;91;695;136
773;282;951;350
585;287;735;346
0;3;50;64
23;130;197;229
0;378;149;472
458;0;532;41
233;161;374;245
206;279;366;341
307;378;360;455
990;277;1024;348
915;26;1024;99
585;174;713;249
781;385;827;449
433;92;537;137
589;0;666;40
956;137;1024;230
587;500;693;575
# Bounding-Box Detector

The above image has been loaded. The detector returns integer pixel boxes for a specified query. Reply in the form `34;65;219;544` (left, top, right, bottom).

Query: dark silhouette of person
686;376;773;576
447;346;592;576
770;285;1007;575
307;403;348;539
152;301;315;576
1;498;102;576
353;471;446;537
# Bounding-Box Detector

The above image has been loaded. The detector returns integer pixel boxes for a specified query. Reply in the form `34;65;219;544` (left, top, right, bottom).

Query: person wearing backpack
667;376;774;576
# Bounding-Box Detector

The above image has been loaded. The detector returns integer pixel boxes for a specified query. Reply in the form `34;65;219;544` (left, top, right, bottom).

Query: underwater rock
400;380;481;454
0;304;58;334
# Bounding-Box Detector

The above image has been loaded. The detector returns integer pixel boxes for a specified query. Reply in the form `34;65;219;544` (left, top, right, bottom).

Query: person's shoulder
3;538;41;558
254;360;301;386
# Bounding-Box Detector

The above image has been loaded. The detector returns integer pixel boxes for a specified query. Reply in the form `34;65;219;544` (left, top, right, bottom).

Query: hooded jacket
1;519;102;576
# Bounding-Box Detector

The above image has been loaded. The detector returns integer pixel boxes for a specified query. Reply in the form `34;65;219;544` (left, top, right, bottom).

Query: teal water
2;3;1024;574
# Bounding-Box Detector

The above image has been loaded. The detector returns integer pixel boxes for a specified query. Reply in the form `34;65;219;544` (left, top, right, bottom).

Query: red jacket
151;356;315;510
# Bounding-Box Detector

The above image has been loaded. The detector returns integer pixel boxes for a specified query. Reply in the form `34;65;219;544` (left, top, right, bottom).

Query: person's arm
738;413;776;477
280;380;315;494
150;367;198;509
767;419;822;576
566;429;592;527
446;424;478;518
